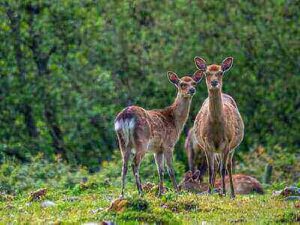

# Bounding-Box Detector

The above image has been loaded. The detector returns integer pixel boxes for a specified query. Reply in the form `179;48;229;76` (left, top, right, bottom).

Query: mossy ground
0;182;299;225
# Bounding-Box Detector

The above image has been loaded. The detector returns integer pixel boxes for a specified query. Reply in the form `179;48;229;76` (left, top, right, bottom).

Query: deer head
167;71;203;98
194;57;233;91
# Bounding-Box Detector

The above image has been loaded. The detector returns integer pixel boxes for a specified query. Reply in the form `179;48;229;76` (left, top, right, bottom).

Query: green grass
0;154;299;224
0;182;299;225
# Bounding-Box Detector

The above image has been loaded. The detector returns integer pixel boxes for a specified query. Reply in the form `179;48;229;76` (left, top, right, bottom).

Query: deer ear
184;171;193;181
192;170;201;181
221;57;233;72
167;71;180;86
192;70;204;84
194;57;207;71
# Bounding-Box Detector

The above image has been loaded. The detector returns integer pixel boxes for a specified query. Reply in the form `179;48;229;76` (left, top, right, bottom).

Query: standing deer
115;71;203;197
193;57;244;198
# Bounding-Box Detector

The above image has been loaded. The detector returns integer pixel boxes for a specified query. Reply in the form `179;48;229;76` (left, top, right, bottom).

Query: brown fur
115;71;203;196
179;171;264;195
193;57;244;198
185;127;236;181
184;128;207;181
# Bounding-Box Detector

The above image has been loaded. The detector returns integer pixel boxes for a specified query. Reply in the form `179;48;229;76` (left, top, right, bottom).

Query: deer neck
171;93;192;132
208;89;224;124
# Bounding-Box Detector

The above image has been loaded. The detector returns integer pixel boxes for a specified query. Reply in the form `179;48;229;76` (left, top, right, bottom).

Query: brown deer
185;128;207;181
115;71;203;197
185;127;236;182
192;57;244;198
179;171;264;195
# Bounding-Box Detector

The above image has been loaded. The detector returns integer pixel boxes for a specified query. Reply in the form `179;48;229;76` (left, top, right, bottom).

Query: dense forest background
0;0;299;186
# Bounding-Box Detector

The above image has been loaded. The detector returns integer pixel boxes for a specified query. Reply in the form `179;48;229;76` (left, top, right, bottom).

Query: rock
107;198;128;212
101;221;115;225
273;186;300;197
272;190;282;196
90;207;104;214
282;186;300;197
41;200;56;208
25;202;32;207
63;196;80;202
284;196;300;201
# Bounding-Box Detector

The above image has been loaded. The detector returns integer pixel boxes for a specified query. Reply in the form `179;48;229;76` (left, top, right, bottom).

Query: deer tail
115;117;135;147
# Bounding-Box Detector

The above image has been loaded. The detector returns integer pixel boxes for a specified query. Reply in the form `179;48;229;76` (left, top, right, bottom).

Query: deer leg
121;150;131;198
117;132;131;198
221;152;228;196
228;151;235;199
132;151;145;196
164;150;178;192
198;151;207;182
188;145;195;172
154;152;164;196
205;151;215;194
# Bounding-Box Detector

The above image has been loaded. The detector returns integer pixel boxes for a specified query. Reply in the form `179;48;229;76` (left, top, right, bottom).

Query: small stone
101;221;115;225
272;190;282;196
90;207;104;214
108;198;128;212
63;196;80;202
282;187;300;197
284;196;300;201
273;186;300;197
41;200;56;208
25;202;32;207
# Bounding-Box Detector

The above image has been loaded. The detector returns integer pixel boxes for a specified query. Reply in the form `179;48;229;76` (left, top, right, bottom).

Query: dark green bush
0;0;298;182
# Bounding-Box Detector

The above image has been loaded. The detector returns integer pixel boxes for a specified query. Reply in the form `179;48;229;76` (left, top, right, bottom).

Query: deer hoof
219;193;226;197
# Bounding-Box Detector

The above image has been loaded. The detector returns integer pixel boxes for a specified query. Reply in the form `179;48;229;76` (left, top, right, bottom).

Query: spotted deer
115;71;203;197
193;57;244;198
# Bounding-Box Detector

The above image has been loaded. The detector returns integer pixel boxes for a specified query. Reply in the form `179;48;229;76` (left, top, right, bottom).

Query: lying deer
179;171;264;195
115;71;203;197
193;57;244;198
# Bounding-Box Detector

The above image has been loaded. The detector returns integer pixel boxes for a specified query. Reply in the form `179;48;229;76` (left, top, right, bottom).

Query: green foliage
0;0;299;181
0;157;299;224
0;154;88;194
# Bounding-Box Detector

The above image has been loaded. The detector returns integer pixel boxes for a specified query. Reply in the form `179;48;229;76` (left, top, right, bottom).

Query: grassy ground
0;182;299;225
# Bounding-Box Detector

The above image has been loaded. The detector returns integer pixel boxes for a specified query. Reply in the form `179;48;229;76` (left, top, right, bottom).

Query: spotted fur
115;71;203;197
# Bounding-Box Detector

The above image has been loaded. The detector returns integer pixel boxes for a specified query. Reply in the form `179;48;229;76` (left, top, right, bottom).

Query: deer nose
189;87;196;94
211;80;218;87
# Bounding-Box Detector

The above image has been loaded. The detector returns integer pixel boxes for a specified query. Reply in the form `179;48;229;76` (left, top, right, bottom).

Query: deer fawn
192;57;244;198
185;127;207;182
179;171;264;195
115;71;203;197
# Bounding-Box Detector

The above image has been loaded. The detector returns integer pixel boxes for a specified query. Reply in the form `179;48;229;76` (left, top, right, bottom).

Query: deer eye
192;82;196;86
180;83;187;88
